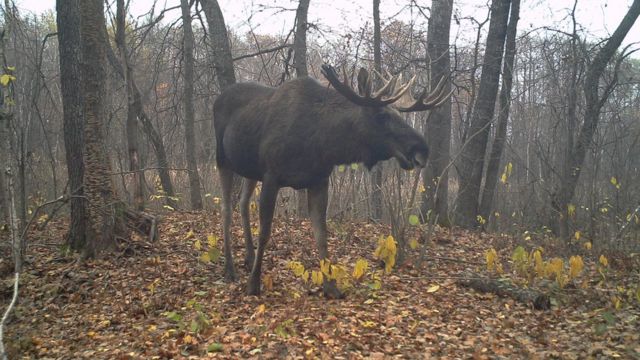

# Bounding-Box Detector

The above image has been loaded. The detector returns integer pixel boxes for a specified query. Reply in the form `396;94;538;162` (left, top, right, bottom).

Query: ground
2;211;639;359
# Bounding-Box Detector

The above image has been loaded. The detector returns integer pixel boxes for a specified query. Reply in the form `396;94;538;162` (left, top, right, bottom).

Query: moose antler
387;74;452;113
321;64;415;108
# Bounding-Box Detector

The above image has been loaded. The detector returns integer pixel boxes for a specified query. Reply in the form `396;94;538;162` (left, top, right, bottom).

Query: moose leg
219;166;237;282
247;176;279;296
239;178;257;270
308;179;344;299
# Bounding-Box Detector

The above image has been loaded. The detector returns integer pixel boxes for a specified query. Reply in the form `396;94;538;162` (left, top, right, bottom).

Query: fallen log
457;273;551;310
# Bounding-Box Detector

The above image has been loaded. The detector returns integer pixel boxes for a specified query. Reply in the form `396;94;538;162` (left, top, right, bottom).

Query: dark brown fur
214;74;429;297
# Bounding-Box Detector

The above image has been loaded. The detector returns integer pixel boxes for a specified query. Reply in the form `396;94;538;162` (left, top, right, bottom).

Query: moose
214;64;449;298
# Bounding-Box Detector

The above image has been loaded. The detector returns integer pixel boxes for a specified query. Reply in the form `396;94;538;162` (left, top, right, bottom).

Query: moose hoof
323;281;344;299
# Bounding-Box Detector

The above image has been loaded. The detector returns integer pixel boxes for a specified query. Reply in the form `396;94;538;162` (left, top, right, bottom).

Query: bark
455;0;511;228
200;0;236;90
56;0;86;250
293;0;311;218
116;0;145;211
479;0;520;221
79;0;124;256
553;0;640;240
181;0;203;210
370;0;383;221
420;0;453;225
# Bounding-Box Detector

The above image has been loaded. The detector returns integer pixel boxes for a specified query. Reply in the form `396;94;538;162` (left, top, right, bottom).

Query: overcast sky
11;0;640;51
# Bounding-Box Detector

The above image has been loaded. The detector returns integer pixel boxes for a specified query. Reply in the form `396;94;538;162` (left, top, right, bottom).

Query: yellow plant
569;255;584;279
374;236;397;273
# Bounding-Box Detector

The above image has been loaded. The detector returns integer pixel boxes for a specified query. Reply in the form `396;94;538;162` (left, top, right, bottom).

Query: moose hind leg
308;179;344;299
247;176;279;296
240;178;257;270
219;166;237;282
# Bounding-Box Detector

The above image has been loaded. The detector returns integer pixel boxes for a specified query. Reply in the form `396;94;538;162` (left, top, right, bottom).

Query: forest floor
2;211;639;359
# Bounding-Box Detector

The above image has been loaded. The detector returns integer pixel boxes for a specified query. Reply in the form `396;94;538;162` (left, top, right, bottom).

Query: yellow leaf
574;231;581;241
500;173;508;184
263;274;273;291
6;66;15;71
320;259;331;276
485;248;497;272
252;304;266;318
311;270;323;286
183;334;193;344
0;74;16;86
207;234;218;248
194;239;202;251
360;320;376;328
599;255;608;267
610;177;618;186
506;162;513;176
148;325;157;332
185;230;195;240
584;241;592;250
409;238;419;250
352;259;368;280
350;163;358;170
87;331;97;338
612;296;622;310
567;204;576;217
301;270;310;283
200;252;210;263
338;165;345;172
569;256;584;279
427;284;440;293
533;249;544;277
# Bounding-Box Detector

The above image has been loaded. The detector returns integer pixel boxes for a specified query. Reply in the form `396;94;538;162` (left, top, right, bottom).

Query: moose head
213;64;450;298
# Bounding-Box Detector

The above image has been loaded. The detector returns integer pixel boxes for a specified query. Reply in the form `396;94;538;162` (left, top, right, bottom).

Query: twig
0;272;18;360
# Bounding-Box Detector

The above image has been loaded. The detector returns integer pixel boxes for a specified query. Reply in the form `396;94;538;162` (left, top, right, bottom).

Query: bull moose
214;64;449;298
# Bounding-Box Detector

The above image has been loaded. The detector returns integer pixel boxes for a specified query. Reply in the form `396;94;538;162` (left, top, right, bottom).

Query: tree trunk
56;0;87;251
479;0;520;221
115;0;145;211
455;0;511;228
103;26;179;211
181;0;203;210
553;0;640;240
293;0;311;218
420;0;453;226
79;0;124;257
370;0;383;221
200;0;236;90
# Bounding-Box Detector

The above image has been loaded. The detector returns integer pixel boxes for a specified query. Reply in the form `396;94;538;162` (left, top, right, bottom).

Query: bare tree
200;0;236;89
115;0;145;211
479;0;521;221
421;0;453;225
552;0;640;240
370;0;383;221
56;0;86;250
455;0;511;228
181;0;203;209
293;0;311;218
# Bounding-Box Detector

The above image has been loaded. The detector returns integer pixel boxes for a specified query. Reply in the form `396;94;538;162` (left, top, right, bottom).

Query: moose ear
357;68;372;97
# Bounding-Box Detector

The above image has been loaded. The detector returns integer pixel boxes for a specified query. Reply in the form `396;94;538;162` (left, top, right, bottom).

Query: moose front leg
219;167;237;282
239;178;257;270
308;179;344;299
247;176;279;296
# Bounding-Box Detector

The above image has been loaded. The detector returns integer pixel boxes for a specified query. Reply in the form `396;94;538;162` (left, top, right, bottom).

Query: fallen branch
0;272;18;360
457;272;551;310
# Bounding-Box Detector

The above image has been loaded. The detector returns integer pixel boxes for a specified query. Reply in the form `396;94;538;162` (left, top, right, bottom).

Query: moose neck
317;104;381;169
